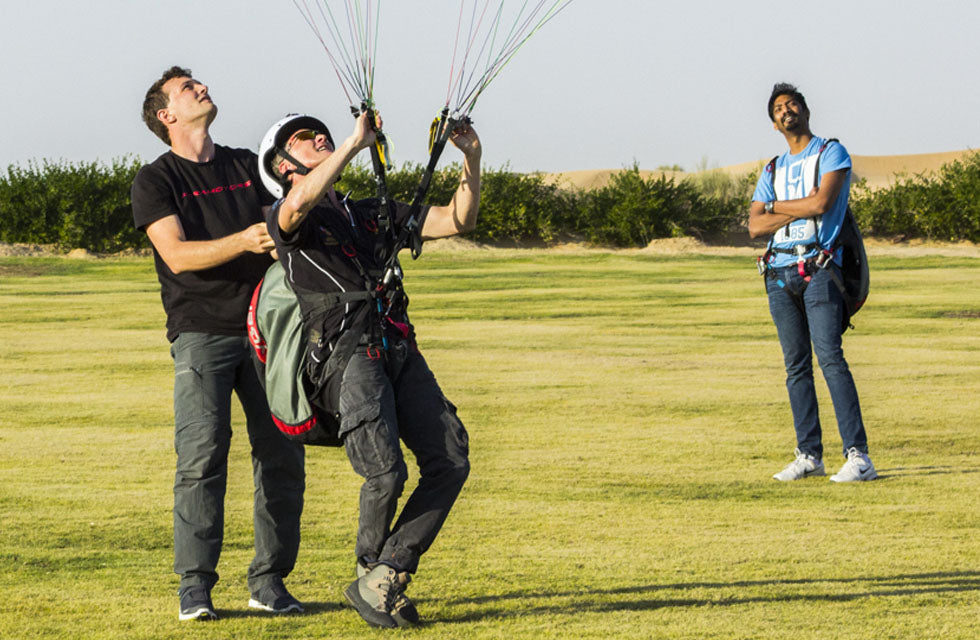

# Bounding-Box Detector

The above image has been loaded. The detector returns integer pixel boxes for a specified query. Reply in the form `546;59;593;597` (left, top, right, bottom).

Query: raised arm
421;124;482;240
145;215;274;274
277;111;376;235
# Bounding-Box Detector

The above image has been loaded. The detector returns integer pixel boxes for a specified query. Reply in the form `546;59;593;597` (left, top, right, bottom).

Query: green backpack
247;261;343;446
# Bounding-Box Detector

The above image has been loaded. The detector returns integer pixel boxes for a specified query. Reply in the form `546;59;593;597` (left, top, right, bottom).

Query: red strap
272;412;317;436
246;278;267;364
387;319;411;338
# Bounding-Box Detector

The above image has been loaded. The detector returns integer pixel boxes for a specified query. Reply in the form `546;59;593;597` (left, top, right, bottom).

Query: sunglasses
286;129;327;150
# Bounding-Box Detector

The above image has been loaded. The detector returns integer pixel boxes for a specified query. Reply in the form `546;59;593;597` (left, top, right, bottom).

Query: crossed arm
747;168;848;238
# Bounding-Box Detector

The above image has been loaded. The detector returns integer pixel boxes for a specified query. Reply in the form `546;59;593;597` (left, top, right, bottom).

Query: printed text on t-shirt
182;179;254;199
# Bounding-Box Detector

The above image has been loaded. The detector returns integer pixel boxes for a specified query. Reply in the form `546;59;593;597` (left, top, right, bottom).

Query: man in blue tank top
748;83;877;483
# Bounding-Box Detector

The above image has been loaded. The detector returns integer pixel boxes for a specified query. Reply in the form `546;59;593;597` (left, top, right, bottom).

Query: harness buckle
757;248;774;276
342;244;356;258
794;244;808;278
815;249;833;269
366;345;382;360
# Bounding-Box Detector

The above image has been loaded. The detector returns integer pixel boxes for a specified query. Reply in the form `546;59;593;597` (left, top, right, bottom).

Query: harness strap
276;147;312;176
765;138;842;259
822;257;848;298
298;290;375;322
769;242;820;255
762;157;780;253
386;109;467;266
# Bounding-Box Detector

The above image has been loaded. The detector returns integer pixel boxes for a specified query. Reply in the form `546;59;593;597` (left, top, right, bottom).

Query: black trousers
336;338;469;574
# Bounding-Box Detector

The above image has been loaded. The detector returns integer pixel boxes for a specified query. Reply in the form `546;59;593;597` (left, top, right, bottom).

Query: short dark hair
767;83;808;121
271;150;289;181
141;66;193;146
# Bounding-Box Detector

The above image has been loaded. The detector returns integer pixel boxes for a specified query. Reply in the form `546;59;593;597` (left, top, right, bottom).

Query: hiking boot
248;578;304;614
344;563;401;628
830;447;878;482
772;448;826;481
178;585;217;621
357;561;419;626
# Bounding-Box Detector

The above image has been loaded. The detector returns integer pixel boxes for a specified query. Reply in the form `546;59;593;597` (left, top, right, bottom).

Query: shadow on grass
433;570;980;623
877;465;980;478
217;601;346;619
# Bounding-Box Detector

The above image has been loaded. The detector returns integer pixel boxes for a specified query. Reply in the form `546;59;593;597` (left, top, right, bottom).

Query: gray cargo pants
171;332;305;594
338;338;470;574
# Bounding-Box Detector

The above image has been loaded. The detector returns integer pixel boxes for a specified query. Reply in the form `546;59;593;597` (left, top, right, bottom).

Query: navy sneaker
178;585;217;621
248;578;304;613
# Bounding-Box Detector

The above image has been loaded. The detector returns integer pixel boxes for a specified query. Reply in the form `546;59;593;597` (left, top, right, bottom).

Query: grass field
1;249;978;639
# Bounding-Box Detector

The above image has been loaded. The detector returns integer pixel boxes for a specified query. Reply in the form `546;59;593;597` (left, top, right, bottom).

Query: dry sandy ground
0;244;144;258
426;236;980;258
3;236;977;260
546;149;976;192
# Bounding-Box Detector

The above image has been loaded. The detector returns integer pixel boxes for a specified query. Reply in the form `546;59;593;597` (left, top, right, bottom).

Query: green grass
1;250;978;639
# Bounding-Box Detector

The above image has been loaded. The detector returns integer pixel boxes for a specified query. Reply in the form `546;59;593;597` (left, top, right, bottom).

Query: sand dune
546;149;976;191
849;149;971;188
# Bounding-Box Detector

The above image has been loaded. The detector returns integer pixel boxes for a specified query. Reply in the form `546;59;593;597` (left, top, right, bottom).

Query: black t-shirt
266;195;425;347
131;145;274;342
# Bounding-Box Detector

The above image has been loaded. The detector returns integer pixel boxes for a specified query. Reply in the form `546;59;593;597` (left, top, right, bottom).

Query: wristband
764;200;774;214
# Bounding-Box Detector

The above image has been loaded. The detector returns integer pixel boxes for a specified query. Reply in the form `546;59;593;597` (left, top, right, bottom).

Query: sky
2;0;979;174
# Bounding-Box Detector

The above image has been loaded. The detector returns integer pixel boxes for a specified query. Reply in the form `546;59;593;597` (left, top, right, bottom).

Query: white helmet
257;113;333;199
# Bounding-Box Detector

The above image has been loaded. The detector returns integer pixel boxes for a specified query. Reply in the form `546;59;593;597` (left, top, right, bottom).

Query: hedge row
2;152;978;252
0;158;145;253
338;161;752;246
850;152;980;243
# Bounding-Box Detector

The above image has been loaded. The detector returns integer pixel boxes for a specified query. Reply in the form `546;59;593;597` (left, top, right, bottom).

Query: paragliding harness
756;139;869;333
246;106;466;446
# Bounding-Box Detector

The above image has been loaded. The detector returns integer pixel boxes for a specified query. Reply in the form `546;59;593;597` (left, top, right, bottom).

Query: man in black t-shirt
131;66;305;622
256;111;480;628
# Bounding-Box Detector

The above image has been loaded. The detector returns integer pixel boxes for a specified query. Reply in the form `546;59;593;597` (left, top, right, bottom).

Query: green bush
573;165;745;246
851;151;980;242
0;161;67;245
5;150;977;252
472;166;579;244
336;160;460;205
339;161;577;244
0;158;145;252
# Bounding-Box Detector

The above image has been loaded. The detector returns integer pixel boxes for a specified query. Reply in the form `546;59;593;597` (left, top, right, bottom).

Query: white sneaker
830;447;877;482
773;448;826;481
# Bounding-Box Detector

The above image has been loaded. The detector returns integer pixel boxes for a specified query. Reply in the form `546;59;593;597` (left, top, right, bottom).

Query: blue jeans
170;332;305;593
766;264;868;459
